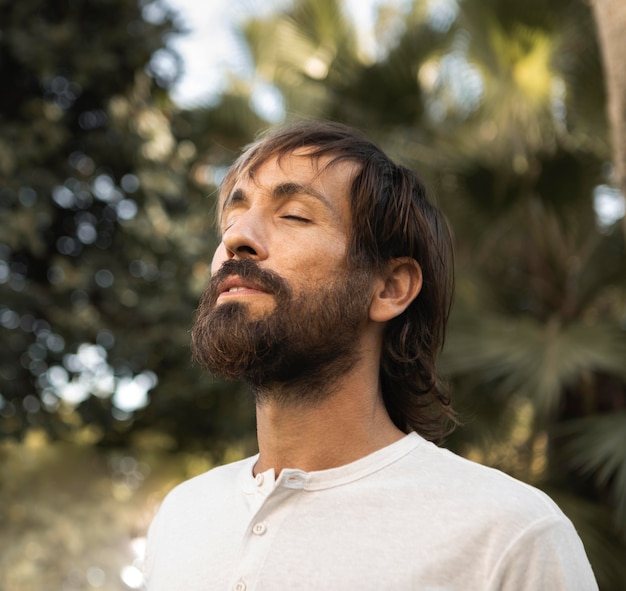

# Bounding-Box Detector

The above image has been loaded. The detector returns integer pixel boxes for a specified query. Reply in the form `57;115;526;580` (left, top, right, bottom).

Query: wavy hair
219;120;457;443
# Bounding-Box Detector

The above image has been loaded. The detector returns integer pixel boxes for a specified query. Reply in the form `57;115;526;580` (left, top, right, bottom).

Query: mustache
204;259;291;305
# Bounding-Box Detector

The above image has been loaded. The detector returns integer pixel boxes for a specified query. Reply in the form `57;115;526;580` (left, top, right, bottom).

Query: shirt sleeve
489;515;598;591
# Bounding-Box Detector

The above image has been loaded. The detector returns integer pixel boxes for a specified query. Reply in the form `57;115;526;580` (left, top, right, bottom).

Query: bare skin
212;151;422;476
253;329;403;475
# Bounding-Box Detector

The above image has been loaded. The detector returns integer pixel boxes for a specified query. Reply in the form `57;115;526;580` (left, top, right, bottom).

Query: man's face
191;151;373;401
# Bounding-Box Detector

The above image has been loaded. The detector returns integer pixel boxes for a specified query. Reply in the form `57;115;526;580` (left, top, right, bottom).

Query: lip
216;275;271;300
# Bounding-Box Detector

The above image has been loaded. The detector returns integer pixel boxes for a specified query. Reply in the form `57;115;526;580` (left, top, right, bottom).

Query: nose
221;210;269;262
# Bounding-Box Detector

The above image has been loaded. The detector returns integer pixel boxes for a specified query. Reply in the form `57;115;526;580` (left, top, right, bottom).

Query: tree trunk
590;0;626;210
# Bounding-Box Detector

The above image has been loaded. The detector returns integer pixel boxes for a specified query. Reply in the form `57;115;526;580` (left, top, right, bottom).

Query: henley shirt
144;432;597;590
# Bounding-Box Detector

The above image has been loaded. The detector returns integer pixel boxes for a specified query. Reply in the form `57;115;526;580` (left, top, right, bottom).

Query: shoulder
158;454;256;512
147;454;256;545
144;455;259;588
398;440;597;585
399;438;566;523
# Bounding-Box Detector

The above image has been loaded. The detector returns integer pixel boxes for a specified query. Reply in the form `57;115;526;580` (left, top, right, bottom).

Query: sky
160;0;388;112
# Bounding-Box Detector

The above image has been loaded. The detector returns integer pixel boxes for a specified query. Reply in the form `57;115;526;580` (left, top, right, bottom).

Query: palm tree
223;0;626;586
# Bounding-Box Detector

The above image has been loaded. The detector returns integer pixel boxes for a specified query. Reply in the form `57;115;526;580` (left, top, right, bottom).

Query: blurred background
1;0;625;589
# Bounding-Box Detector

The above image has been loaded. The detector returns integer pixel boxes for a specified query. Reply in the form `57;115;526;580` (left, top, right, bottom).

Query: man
144;121;597;590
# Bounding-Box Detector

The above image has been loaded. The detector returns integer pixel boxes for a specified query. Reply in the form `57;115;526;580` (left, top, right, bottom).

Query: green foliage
557;412;626;530
0;0;259;448
1;0;625;587
232;0;626;586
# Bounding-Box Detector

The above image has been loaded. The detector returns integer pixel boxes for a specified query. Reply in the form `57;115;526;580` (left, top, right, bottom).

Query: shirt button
252;522;267;536
255;473;264;486
234;580;246;591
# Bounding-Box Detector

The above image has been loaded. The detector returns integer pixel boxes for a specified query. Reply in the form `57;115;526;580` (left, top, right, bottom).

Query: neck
252;364;405;476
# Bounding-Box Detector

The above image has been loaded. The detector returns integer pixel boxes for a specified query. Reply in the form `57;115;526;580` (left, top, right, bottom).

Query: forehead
219;150;360;212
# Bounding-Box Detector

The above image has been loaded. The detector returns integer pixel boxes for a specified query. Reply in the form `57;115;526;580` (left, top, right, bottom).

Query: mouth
216;276;271;301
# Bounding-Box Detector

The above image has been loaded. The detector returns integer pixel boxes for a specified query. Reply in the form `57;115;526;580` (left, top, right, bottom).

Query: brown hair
219;120;457;443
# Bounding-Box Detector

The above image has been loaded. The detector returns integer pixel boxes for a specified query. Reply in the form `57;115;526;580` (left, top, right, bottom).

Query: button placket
233;471;305;591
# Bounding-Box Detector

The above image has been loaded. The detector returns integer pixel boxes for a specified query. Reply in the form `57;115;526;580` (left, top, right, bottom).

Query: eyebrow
221;181;337;217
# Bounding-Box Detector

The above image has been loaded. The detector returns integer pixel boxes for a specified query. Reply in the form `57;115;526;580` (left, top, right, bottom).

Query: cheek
295;244;350;282
210;243;228;274
318;236;350;268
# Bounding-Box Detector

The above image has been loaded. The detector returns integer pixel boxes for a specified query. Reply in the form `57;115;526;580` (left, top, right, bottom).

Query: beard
191;259;372;406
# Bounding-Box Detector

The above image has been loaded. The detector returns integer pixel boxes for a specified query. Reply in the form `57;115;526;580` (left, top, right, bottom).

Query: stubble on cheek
190;259;373;404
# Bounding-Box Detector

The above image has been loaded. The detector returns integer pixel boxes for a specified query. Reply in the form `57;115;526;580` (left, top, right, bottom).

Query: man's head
192;120;456;442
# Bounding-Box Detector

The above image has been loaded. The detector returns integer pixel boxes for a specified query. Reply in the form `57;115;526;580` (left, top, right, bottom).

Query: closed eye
281;215;311;223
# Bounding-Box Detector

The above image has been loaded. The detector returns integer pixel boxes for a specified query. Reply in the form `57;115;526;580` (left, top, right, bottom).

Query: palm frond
557;412;626;535
442;309;626;418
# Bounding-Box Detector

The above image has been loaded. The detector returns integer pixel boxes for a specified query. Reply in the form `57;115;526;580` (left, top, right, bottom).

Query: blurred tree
2;0;625;586
233;0;626;587
0;0;261;452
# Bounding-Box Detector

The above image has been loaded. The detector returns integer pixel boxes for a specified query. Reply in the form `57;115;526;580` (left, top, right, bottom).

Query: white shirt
144;433;597;590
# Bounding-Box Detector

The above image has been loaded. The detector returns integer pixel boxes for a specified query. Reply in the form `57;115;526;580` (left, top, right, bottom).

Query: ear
369;257;423;323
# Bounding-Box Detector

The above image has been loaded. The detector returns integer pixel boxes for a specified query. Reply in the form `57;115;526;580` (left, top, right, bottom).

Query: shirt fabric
144;432;598;590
